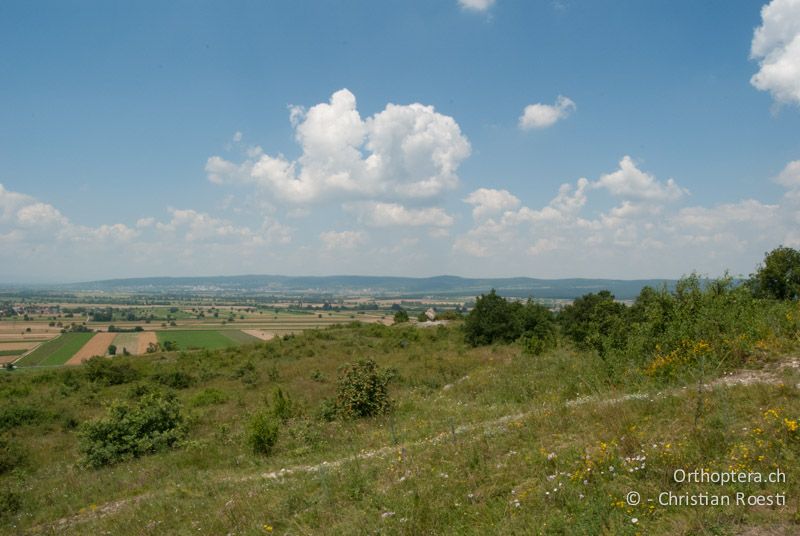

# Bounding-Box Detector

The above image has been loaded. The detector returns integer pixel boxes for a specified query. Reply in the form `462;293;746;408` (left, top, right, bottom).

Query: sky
1;0;800;283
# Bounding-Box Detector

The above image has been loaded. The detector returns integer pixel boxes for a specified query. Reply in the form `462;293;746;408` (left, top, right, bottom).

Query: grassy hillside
1;319;799;535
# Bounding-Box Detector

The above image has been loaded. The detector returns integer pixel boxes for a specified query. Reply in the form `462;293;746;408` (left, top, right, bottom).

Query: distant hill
60;275;678;300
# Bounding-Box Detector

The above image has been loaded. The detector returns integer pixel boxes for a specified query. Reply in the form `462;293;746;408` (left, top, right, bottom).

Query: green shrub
79;393;185;468
270;387;293;422
393;309;409;323
151;370;195;389
335;358;393;418
246;411;279;455
83;356;139;386
190;388;228;407
0;405;45;432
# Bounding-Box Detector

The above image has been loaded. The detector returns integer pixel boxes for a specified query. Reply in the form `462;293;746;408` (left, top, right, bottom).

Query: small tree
463;289;517;346
107;344;117;356
246;412;279;455
750;246;800;300
393;309;409;323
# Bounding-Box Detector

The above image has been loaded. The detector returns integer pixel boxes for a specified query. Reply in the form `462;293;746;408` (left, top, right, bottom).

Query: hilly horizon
41;274;683;300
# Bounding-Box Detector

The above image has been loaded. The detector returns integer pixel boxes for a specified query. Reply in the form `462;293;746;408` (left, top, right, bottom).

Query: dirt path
241;329;275;341
65;333;117;366
39;358;800;532
137;332;158;354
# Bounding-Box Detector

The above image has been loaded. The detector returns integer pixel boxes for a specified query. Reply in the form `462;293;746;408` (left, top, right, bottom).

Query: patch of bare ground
65;333;117;365
137;332;158;354
241;329;275;341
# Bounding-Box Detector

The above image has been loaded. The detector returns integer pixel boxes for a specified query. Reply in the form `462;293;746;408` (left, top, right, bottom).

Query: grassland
13;333;94;367
1;320;798;535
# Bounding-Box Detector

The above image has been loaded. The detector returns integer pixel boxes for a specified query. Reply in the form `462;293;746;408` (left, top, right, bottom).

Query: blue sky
1;0;800;283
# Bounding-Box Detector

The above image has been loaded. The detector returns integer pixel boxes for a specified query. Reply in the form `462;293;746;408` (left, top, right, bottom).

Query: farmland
13;332;94;367
155;330;260;351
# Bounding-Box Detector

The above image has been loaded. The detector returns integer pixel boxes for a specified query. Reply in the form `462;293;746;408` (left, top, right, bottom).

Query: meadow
156;330;260;351
2;252;800;535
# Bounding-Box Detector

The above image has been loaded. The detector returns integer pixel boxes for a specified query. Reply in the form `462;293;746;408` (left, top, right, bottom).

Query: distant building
425;307;436;321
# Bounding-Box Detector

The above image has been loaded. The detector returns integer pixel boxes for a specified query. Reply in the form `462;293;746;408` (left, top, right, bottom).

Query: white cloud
593;156;687;201
347;202;454;227
463;188;520;219
16;202;68;228
207;89;471;204
775;159;800;188
232;131;243;142
319;230;366;251
452;157;797;278
459;0;496;12
750;0;800;106
519;95;576;130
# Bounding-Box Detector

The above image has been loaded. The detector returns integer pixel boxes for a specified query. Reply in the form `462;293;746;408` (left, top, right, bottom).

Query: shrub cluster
79;392;185;468
335;358;393;418
463;289;556;354
246;411;279;455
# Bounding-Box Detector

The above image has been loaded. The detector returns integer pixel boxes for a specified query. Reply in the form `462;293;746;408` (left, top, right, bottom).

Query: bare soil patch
0;341;39;351
65;333;117;365
137;331;158;354
241;329;275;341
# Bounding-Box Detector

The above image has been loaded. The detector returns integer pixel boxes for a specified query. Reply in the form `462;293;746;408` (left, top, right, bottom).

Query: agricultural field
13;332;94;367
155;330;260;351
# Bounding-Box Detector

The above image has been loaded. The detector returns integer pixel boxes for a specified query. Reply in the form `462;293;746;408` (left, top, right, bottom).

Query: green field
0;349;25;357
155;330;258;350
14;332;94;367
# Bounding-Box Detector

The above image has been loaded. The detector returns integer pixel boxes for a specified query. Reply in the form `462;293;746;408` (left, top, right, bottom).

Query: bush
335;358;393;418
270;388;293;422
83;356;139;385
151;370;195;389
79;392;185;468
558;290;627;357
393;309;409;323
0;405;45;432
246;411;279;455
464;289;518;346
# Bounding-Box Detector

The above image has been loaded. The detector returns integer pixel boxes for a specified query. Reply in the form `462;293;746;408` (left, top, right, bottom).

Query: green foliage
246;411;279;455
79;392;185;468
83;356;140;385
750;246;800;300
463;289;518;346
0;405;45;432
393;309;409;323
270;387;293;422
558;290;627;358
151;369;195;389
335;358;393;418
107;344;117;356
464;290;556;351
189;388;228;407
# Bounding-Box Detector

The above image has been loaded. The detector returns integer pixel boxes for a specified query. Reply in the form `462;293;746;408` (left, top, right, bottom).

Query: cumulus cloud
519;95;576;130
347;202;454;227
750;0;800;106
452;156;791;277
458;0;496;12
320;230;367;251
774;159;800;188
593;156;687;201
207;89;471;204
463;188;520;219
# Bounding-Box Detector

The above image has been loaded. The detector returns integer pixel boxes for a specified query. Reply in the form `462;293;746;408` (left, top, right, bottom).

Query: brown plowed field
137;332;158;354
0;342;39;351
241;329;275;341
65;333;117;366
